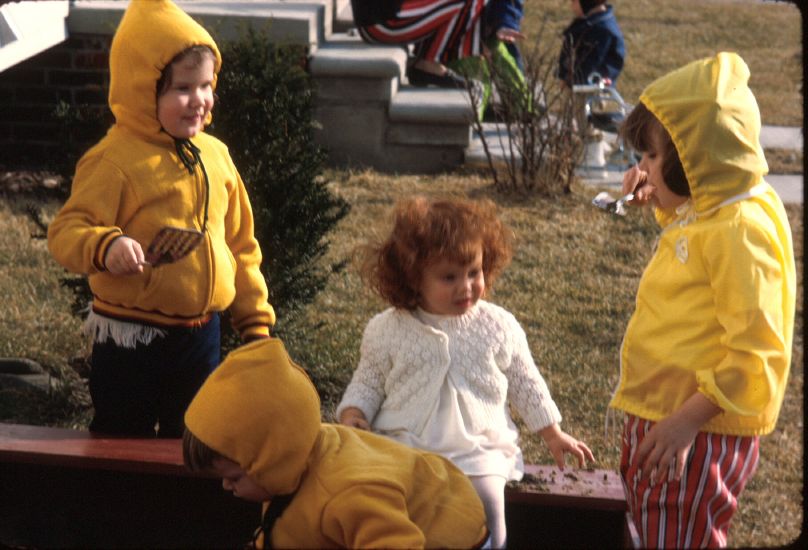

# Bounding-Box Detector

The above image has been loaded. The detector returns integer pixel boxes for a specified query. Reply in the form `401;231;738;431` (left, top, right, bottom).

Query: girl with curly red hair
337;196;593;547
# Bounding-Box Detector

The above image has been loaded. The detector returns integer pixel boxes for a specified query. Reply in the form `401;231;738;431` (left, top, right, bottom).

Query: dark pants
89;314;221;438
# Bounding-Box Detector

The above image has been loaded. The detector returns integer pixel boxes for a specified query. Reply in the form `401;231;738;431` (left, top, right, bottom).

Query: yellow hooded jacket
185;338;488;549
609;52;796;436
47;0;273;338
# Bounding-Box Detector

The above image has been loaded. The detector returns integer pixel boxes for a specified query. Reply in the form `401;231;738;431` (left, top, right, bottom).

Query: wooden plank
0;423;260;547
504;464;629;549
0;422;192;476
1;423;631;548
506;463;626;510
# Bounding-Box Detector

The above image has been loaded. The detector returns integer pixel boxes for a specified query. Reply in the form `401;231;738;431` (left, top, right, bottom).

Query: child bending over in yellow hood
183;338;489;549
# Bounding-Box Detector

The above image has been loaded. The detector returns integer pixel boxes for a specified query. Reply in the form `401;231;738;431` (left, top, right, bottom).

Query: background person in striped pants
349;0;524;89
607;52;796;548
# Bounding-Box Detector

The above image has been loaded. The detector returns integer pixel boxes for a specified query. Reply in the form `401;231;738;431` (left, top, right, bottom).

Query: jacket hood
639;52;768;213
109;0;222;142
185;338;322;496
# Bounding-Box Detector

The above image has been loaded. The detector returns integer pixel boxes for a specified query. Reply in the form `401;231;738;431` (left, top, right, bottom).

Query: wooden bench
505;464;634;548
0;422;260;547
1;422;633;548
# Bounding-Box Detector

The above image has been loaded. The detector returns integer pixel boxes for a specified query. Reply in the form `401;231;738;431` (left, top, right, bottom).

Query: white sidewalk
466;124;803;204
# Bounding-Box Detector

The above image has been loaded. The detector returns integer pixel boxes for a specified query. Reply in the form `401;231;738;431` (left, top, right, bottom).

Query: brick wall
0;34;113;170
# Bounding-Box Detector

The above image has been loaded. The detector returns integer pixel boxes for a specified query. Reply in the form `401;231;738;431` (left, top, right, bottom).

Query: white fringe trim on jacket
84;310;166;349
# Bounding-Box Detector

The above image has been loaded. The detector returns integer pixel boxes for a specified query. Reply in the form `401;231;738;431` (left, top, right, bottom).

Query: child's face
570;0;584;18
418;247;484;316
637;127;689;210
157;55;215;139
212;457;272;502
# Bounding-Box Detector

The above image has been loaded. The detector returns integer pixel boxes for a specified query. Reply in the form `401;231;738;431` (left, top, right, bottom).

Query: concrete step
67;0;328;48
759;125;802;150
309;33;405;79
389;87;474;125
309;32;476;171
387;87;473;147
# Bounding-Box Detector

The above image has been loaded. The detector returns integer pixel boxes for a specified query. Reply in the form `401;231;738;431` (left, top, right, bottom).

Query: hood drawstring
174;138;210;233
252;493;295;549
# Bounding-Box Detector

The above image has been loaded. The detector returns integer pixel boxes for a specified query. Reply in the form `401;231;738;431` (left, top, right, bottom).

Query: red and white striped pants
620;414;760;548
357;0;488;64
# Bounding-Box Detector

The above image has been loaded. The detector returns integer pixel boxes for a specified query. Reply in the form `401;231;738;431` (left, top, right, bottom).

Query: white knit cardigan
336;301;562;437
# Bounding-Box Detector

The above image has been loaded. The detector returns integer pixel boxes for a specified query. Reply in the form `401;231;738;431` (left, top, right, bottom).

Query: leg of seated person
469;474;508;549
358;0;486;66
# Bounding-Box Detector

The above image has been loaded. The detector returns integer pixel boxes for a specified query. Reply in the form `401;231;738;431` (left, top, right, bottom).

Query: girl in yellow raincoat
609;52;796;548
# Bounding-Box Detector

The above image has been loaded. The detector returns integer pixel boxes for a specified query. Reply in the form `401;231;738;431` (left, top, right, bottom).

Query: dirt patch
507;472;552;493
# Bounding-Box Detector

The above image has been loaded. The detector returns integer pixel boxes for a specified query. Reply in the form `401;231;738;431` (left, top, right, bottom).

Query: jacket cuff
94;230;125;272
241;324;271;342
523;402;563;433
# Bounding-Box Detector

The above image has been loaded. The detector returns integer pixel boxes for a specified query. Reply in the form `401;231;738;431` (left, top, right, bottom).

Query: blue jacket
558;4;625;86
486;0;523;34
486;0;525;72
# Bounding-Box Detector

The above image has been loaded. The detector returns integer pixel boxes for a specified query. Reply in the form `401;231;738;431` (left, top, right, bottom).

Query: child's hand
633;393;722;485
339;407;370;431
622;165;652;205
496;27;525;43
633;414;699;485
105;236;146;275
538;424;595;470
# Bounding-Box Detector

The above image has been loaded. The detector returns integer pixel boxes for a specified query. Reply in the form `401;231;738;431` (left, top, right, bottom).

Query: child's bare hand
496;27;525;43
105;236;146;275
622;165;652;204
339;407;370;431
633;414;699;485
634;394;722;485
538;424;595;470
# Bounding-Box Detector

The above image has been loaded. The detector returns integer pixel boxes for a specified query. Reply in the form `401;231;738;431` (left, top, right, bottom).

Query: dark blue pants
89;314;221;438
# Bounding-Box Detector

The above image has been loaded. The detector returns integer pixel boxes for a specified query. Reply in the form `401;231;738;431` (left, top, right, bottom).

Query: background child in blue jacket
558;0;625;88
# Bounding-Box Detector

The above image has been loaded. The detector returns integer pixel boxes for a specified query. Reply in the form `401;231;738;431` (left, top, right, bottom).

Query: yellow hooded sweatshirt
609;52;796;436
47;0;273;339
185;338;488;549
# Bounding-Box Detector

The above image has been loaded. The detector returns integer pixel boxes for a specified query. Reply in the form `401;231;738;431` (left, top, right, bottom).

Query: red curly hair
359;196;513;310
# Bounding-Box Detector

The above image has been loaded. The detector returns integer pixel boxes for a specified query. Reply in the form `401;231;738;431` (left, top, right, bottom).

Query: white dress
379;308;524;481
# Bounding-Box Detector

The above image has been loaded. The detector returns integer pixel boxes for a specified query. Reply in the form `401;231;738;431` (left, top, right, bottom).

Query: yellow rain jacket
609;52;796;436
47;0;273;339
185;338;488;549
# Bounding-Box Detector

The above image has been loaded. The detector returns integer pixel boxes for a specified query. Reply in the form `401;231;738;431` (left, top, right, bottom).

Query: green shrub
210;29;350;334
38;102;110;318
458;20;583;196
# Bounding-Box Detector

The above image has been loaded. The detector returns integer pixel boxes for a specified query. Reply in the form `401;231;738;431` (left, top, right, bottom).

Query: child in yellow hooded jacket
609;52;796;548
47;0;273;437
183;338;489;549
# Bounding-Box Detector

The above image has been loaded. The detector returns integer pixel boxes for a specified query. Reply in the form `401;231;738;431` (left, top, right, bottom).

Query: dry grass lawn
523;0;802;126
